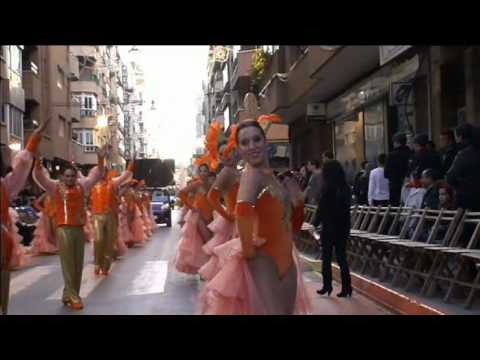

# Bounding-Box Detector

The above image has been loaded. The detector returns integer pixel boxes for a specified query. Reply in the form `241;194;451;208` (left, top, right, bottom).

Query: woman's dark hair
235;120;266;144
323;151;334;160
308;159;321;169
361;160;369;169
321;160;348;193
377;153;386;166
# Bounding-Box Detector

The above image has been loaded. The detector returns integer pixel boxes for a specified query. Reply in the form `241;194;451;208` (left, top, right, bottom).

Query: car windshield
152;192;169;203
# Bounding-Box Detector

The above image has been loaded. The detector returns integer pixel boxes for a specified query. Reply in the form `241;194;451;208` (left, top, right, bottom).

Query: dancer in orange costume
199;123;241;281
33;147;106;310
175;162;214;275
90;160;134;275
1;117;49;314
31;193;58;256
198;117;311;315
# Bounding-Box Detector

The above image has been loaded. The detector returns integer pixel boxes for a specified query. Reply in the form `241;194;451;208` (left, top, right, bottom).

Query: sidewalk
303;270;393;315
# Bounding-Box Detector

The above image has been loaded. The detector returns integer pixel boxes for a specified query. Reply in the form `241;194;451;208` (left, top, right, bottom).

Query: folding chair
349;206;390;272
402;209;464;292
422;211;480;308
358;207;414;278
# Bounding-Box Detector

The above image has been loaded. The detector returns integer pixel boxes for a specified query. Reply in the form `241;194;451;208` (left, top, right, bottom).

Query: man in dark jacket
421;169;440;210
353;161;370;205
447;123;480;211
410;134;442;180
439;129;458;176
384;133;412;206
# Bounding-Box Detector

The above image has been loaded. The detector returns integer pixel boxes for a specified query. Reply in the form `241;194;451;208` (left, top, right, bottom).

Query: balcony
231;50;256;91
71;80;101;95
68;54;80;80
23;69;41;104
70;46;97;60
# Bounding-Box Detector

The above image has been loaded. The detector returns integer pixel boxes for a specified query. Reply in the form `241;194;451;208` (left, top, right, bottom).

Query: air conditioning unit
307;103;326;118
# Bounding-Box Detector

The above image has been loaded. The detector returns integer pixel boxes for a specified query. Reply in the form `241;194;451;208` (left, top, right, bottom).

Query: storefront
326;46;429;184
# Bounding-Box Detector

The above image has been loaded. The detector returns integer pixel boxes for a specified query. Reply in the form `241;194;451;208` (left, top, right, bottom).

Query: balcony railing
84;145;97;153
80;109;97;117
23;61;39;75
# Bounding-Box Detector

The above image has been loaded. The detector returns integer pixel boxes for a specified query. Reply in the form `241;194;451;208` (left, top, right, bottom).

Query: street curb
299;254;446;316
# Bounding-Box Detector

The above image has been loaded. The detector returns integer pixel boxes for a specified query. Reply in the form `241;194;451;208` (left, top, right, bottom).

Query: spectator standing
410;134;442;180
421;169;440;209
299;164;311;191
385;133;412;206
439;129;458;176
447;123;480;211
304;160;322;205
353;161;370;205
368;154;390;206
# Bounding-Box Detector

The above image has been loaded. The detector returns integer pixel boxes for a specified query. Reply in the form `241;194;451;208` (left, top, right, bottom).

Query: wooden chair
422;211;480;308
442;212;480;308
400;209;465;292
358;207;414;278
349;206;390;271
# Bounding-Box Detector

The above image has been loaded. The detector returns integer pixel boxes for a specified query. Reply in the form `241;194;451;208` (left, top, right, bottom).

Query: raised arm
32;159;58;197
3;121;49;200
78;148;106;192
178;180;201;210
112;161;135;189
236;167;262;259
207;167;236;222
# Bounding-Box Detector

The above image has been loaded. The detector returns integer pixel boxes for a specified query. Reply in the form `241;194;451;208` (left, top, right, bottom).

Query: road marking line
46;263;116;300
126;260;168;296
10;265;59;297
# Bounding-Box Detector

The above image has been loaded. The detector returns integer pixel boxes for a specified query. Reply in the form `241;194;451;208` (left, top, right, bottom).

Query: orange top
90;180;118;215
193;191;213;222
207;182;239;222
54;183;86;227
1;182;14;269
236;186;296;278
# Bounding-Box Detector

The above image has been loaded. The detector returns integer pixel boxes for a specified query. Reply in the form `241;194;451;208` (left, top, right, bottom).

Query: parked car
15;205;39;246
151;189;172;227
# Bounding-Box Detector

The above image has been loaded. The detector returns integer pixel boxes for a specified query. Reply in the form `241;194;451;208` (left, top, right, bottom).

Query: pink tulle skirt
114;212;128;257
8;208;32;270
118;204;134;248
141;207;153;239
132;206;147;246
197;237;311;315
30;213;58;256
174;210;209;275
198;215;236;281
84;211;96;243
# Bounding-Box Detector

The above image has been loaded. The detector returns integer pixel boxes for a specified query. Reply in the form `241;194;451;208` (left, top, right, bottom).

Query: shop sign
379;46;412;66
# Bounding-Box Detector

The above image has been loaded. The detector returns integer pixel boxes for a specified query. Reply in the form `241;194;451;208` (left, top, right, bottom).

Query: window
58;116;66;137
57;67;65;89
80;93;97;117
9;46;22;74
73;128;96;152
8;106;23;139
223;106;230;130
0;46;5;60
222;64;229;86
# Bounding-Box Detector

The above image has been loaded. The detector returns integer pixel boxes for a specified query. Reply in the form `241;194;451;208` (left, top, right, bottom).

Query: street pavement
8;210;392;315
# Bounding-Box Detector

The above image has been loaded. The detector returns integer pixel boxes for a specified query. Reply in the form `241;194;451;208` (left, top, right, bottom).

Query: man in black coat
410;134;442;180
447;123;480;211
439;129;458;176
384;133;412;206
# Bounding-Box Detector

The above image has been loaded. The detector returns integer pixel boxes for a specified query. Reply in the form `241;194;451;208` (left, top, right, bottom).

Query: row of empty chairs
298;204;480;309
